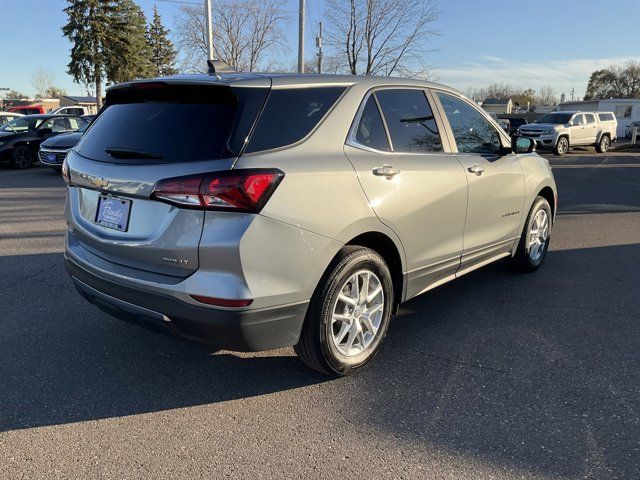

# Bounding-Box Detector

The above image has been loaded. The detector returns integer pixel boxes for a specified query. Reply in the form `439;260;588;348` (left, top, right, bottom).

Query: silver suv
520;111;617;155
64;74;557;376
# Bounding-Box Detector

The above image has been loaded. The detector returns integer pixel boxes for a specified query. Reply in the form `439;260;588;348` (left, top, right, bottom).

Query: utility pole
316;21;323;74
297;0;305;73
205;0;213;62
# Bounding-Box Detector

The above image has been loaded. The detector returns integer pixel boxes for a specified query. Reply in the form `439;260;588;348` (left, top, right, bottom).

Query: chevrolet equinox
64;74;557;376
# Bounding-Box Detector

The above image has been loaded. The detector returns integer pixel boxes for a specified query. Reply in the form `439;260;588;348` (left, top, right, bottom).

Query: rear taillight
151;169;284;213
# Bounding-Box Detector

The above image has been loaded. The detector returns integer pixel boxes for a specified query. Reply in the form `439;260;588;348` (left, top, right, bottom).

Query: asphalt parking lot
1;152;639;479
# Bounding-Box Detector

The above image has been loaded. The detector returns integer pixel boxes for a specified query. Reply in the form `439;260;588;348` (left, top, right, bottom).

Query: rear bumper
65;255;309;352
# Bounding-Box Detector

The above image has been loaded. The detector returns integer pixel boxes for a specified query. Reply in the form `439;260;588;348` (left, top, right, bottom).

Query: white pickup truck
519;111;617;155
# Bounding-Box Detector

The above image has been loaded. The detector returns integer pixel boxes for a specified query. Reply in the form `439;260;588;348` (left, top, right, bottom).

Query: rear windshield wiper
105;147;163;160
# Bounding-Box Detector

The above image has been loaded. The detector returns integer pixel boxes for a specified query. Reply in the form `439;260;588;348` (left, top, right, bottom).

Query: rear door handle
373;165;400;177
467;164;484;176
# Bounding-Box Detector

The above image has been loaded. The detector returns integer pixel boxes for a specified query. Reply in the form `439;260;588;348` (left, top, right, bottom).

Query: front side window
354;96;390;151
571;114;584;125
437;92;502;155
375;89;442;153
40;117;70;132
246;86;345;153
0;116;42;132
67;117;87;130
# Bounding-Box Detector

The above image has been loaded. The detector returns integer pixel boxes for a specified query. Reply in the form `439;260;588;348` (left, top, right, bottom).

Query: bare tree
324;0;439;77
536;85;558;106
462;87;486;103
175;0;288;73
483;83;517;100
31;70;55;99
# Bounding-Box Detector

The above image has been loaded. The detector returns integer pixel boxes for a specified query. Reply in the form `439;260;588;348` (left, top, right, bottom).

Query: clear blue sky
1;0;639;99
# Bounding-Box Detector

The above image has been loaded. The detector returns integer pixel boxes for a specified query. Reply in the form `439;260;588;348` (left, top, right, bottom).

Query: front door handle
468;164;484;176
373;165;401;178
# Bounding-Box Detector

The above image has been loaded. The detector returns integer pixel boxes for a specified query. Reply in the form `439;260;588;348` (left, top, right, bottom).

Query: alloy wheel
527;209;549;262
330;269;384;357
14;147;32;168
557;138;568;155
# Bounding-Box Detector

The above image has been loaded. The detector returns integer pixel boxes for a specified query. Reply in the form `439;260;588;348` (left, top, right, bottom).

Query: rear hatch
66;78;270;278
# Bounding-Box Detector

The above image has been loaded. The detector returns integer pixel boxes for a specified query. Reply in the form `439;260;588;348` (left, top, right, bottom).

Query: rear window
76;84;265;163
245;86;346;153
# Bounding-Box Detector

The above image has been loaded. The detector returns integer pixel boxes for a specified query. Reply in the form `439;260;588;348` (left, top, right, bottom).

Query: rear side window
598;113;615;121
354;96;390;151
585;114;596;124
76;84;240;163
375;89;442;153
245;87;345;153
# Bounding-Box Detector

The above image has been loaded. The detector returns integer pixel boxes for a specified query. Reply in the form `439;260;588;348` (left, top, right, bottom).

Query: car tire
596;135;610;153
10;144;33;169
554;137;569;156
508;196;552;272
294;246;394;376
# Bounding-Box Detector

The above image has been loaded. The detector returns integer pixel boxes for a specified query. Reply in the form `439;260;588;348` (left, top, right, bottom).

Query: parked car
0;114;89;168
519;111;617;155
625;121;640;139
7;104;46;115
64;74;557;376
505;117;528;136
39;122;89;171
0;112;23;126
497;118;510;132
50;106;93;116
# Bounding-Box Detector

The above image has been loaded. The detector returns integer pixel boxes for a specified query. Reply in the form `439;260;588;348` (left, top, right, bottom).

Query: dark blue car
39;122;90;172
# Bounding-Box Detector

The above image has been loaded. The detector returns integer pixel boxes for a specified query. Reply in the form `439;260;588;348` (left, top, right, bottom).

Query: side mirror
513;136;536;154
38;128;53;137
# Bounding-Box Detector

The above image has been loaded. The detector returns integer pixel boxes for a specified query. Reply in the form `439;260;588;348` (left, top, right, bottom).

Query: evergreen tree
107;0;154;83
147;5;178;77
62;0;117;109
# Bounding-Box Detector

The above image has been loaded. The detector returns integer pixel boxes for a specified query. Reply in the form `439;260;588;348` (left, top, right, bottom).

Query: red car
7;104;45;115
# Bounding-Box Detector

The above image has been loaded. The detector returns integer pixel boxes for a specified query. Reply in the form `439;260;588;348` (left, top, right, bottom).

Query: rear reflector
190;295;253;308
62;157;70;185
151;169;284;213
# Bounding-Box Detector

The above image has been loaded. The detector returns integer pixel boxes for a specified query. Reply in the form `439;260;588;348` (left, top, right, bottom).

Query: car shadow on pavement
1;243;639;477
0;253;328;434
347;242;640;478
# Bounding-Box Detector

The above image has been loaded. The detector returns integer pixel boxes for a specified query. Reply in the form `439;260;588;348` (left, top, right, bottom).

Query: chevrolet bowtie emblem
91;177;109;188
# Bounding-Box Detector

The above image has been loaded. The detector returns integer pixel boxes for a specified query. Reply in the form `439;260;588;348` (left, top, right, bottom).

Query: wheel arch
345;231;405;309
538;185;556;219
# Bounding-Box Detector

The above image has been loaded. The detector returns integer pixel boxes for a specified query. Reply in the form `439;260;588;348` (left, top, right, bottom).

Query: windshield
0;116;44;133
535;113;573;124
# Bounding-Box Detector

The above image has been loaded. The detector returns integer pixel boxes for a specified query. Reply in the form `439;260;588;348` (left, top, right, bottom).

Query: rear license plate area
95;195;132;232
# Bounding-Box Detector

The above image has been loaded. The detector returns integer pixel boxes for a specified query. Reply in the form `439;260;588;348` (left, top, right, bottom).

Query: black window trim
346;86;451;155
